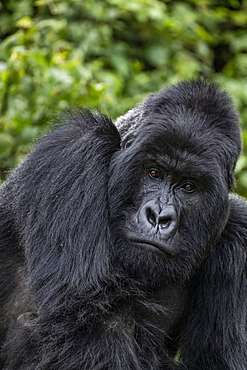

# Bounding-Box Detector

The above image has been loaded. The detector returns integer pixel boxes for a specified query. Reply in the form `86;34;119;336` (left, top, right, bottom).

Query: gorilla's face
109;118;230;286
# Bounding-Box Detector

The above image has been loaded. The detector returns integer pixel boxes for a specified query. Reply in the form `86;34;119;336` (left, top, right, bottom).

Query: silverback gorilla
0;79;247;370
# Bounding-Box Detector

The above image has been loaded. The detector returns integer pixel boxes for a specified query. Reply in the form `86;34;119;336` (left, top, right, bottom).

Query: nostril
139;200;178;236
146;207;157;227
158;216;172;229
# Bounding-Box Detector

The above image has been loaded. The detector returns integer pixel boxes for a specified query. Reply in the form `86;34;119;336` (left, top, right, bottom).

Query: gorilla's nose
140;199;178;238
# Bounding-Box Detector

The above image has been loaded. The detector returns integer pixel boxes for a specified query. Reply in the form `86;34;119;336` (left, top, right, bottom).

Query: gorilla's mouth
128;237;174;256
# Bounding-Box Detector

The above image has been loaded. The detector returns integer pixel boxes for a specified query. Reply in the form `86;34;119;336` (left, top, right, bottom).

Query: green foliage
1;0;247;196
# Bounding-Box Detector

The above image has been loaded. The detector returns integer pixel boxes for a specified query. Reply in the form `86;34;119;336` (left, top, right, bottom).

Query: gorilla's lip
128;236;174;256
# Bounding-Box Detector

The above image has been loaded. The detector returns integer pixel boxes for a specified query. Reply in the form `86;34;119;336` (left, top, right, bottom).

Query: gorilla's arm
0;111;175;370
0;110;120;305
0;111;139;369
180;195;247;370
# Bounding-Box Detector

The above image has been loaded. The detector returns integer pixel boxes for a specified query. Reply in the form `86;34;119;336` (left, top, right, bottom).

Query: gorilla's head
109;80;241;286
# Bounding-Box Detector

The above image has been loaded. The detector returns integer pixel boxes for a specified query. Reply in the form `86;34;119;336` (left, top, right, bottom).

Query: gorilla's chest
106;283;188;338
151;283;188;333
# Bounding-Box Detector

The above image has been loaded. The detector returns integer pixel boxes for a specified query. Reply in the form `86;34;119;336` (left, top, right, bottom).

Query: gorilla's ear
9;110;121;301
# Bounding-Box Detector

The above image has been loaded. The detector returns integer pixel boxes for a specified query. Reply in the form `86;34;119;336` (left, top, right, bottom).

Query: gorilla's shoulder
227;194;247;235
229;194;247;216
43;109;120;146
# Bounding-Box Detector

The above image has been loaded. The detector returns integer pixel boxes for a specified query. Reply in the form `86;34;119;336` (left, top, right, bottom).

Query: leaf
0;133;15;159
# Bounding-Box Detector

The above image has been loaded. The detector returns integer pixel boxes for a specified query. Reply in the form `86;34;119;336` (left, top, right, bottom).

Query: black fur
0;80;246;369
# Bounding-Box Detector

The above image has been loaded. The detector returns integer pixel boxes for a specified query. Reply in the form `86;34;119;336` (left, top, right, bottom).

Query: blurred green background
1;0;247;195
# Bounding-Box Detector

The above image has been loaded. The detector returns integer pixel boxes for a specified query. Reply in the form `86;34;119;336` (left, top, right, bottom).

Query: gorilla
0;79;247;370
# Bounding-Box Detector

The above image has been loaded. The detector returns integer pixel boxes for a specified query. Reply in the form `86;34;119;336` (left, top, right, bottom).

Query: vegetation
1;0;247;195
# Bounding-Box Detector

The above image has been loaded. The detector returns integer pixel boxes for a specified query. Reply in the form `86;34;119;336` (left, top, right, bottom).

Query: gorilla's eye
182;183;195;192
149;169;161;179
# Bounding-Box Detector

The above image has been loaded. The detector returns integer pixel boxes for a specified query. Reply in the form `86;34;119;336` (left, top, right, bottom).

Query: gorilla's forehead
127;120;224;177
134;120;221;161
